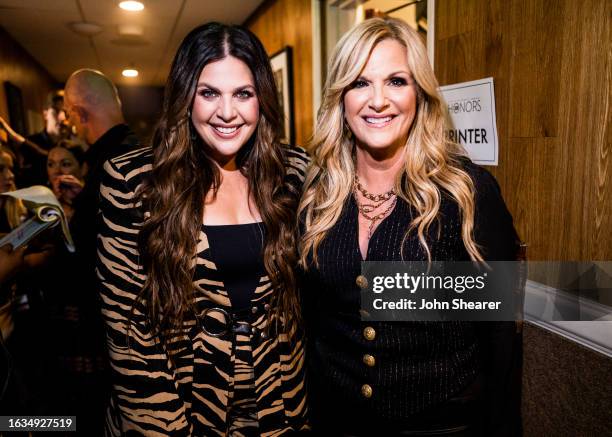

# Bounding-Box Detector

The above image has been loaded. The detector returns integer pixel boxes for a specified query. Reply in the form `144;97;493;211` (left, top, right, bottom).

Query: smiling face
0;151;16;193
47;147;82;183
191;56;259;169
343;38;417;159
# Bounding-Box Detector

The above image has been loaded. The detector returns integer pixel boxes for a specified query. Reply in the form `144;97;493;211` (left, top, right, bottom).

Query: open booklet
0;185;75;252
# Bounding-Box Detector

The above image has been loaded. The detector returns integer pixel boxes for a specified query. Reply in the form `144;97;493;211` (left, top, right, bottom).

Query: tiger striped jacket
96;146;310;436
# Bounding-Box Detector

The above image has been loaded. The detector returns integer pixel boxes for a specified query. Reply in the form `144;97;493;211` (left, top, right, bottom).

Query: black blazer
301;160;522;436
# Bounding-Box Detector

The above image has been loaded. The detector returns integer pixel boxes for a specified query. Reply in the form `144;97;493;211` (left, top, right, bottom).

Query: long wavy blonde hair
299;17;483;266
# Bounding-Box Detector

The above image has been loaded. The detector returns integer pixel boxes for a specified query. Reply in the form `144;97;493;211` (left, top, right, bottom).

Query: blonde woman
0;146;27;231
299;18;521;436
0;145;27;341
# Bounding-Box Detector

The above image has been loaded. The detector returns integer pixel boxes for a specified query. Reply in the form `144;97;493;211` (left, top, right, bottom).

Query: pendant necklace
353;174;397;239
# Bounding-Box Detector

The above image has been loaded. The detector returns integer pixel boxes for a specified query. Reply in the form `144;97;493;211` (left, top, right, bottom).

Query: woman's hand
0;244;26;284
52;174;84;202
23;243;54;270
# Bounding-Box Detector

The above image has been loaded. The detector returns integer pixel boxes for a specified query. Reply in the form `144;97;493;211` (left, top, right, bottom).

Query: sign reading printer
359;262;524;322
439;77;499;166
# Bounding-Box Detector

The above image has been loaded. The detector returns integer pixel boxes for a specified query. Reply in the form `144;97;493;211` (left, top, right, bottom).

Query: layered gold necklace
353;174;397;238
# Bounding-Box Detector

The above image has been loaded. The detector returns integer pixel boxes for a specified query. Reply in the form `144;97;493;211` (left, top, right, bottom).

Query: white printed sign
439;77;499;166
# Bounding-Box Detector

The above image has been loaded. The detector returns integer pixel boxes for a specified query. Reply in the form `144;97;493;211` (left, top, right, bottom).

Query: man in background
22;92;66;186
0;92;66;188
52;69;139;434
63;68;138;201
62;68;139;264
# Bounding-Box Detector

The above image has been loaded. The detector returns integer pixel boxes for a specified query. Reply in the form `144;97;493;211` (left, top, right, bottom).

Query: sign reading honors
439;77;499;166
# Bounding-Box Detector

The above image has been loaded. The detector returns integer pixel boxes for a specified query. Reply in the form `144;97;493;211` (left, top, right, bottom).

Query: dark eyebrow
196;83;256;93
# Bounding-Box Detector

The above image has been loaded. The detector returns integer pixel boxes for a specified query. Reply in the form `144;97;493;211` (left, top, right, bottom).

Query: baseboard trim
525;280;612;358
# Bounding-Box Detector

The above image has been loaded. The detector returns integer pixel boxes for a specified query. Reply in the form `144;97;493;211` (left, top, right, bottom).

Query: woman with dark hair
47;140;86;221
44;138;106;433
299;18;521;436
97;23;309;435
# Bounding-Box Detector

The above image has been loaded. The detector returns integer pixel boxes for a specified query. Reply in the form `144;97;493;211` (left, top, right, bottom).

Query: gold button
356;275;368;289
363;354;375;367
361;384;373;398
363;326;376;341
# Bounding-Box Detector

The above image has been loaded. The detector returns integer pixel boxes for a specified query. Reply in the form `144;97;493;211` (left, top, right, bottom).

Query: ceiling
0;0;264;87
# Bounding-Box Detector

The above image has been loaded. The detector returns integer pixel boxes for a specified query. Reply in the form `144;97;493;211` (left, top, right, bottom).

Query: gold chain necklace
354;175;397;238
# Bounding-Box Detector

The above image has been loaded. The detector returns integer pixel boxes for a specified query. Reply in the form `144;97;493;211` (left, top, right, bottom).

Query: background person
46;140;86;222
0;146;27;344
42;138;98;428
0;114;55;187
22;91;67;187
63;69;139;266
299;17;521;436
40;69;142;435
0;145;53;419
0;244;25;285
0;146;26;231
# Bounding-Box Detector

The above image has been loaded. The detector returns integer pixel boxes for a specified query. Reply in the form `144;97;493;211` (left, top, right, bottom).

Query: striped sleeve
97;154;192;436
284;145;311;187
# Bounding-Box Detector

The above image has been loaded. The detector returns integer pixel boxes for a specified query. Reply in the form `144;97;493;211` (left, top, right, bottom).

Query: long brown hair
137;23;300;351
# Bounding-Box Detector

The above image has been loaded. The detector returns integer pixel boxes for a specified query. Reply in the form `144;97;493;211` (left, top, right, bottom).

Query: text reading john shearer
371;272;502;310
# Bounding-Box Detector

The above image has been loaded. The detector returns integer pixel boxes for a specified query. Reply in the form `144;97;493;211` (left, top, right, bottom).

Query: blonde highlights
299;17;482;266
0;147;26;229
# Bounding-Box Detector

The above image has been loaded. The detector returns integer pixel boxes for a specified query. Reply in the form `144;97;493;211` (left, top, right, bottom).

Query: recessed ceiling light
118;24;144;37
119;1;144;12
68;21;103;36
122;69;139;77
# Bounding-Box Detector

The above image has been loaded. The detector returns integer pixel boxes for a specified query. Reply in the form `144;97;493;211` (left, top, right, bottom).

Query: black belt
200;301;272;340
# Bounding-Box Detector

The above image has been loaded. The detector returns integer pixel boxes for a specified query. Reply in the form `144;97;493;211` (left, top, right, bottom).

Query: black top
203;222;265;310
51;124;139;383
83;124;137;177
301;161;521;435
96;146;311;435
71;123;139;270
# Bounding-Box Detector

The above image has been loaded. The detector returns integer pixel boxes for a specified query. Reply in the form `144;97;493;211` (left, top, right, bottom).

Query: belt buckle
201;307;231;337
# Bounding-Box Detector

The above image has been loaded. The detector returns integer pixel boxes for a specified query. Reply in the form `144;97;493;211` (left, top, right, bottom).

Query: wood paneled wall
435;0;611;261
245;0;313;147
0;27;58;134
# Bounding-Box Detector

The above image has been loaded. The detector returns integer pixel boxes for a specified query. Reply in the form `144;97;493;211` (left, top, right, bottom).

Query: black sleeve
470;165;523;437
472;167;520;261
